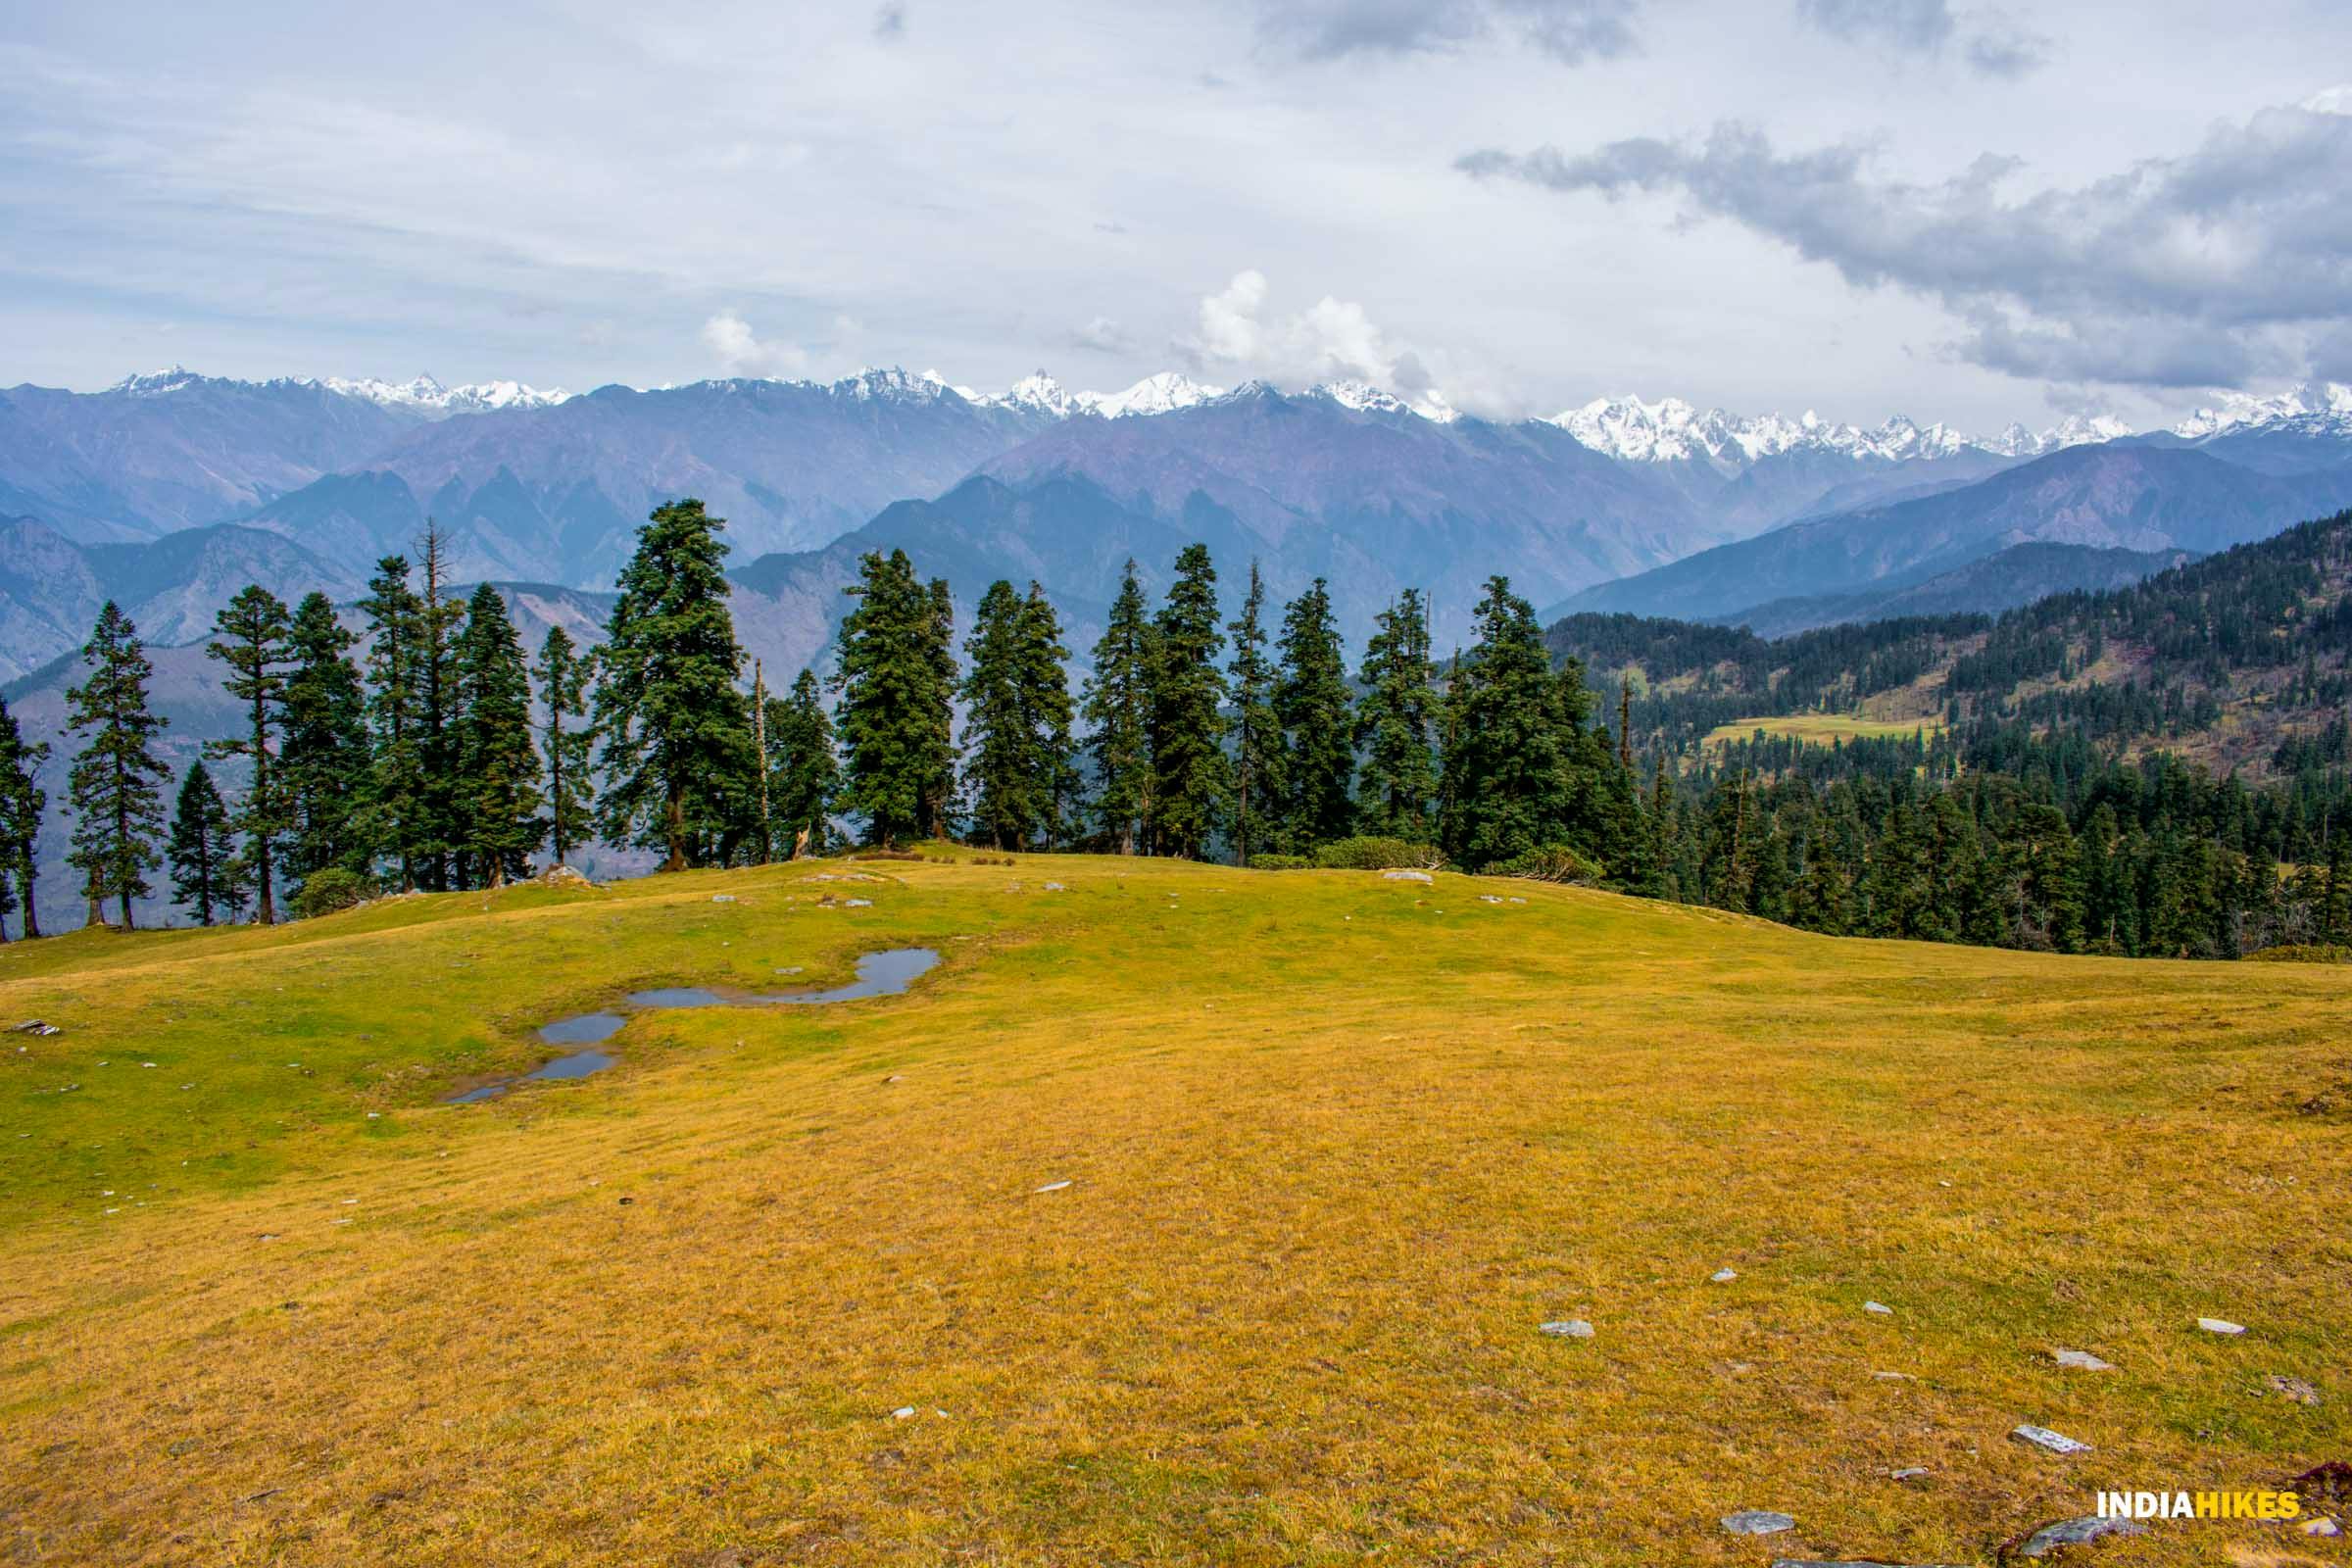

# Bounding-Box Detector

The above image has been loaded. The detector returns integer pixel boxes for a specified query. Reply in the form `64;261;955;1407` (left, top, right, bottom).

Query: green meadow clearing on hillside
1;856;2347;1566
1702;712;1949;750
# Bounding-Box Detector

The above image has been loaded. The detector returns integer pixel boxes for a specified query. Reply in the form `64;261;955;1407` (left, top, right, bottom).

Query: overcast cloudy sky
4;0;2349;431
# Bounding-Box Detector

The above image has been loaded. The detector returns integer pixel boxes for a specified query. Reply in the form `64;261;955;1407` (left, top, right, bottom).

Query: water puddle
445;1048;617;1103
444;949;940;1104
626;987;729;1007
764;947;940;1004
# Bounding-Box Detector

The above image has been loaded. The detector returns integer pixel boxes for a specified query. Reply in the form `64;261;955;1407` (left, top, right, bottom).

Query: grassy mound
1;857;2344;1564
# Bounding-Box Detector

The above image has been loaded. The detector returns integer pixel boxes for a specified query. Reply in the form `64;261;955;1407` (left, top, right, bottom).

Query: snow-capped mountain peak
324;373;572;415
110;366;205;397
1000;370;1078;418
2174;382;2352;440
1983;414;2134;458
1552;394;2129;466
1082;371;1222;418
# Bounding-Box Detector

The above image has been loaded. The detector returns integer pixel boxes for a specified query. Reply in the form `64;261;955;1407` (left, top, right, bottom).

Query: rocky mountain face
1715;542;2198;640
0;516;359;681
1555;445;2352;626
0;371;422;542
238;370;1062;588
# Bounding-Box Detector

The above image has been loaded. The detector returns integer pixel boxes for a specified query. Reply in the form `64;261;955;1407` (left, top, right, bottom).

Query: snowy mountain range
2171;381;2352;439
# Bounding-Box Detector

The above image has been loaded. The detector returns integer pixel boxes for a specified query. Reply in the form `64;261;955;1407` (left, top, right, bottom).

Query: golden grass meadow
1;855;2346;1565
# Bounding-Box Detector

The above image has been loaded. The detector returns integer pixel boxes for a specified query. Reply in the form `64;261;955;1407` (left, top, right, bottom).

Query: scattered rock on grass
1864;1300;1894;1316
2011;1424;2092;1455
1540;1319;1594;1340
1045;882;1066;891
1711;1268;1738;1283
2051;1349;2114;1371
843;898;873;908
2267;1374;2321;1405
891;1406;915;1420
2304;1517;2340;1537
1034;1180;1072;1194
2197;1317;2246;1336
1890;1467;1931;1483
539;863;597;888
1381;870;1433;884
1721;1509;1795;1535
2012;1516;2146;1558
710;895;736;904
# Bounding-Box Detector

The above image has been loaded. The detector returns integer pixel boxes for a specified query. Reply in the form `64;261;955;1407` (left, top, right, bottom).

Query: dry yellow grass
2;857;2347;1565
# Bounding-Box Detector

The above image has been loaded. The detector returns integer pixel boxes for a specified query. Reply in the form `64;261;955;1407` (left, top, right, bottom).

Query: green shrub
292;867;377;920
1488;844;1603;885
2246;943;2352;963
1309;836;1439;871
1247;854;1314;870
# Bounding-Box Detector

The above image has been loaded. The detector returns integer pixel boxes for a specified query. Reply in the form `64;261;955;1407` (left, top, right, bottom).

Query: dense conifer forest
7;502;2352;960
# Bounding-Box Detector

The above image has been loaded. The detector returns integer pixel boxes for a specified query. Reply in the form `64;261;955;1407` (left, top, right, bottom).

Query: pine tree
591;500;756;869
766;669;840;858
833;549;956;849
1353;589;1439;843
1083;561;1156;855
960;580;1040;850
1018;584;1080;849
921;577;960;838
168;760;238;926
454;584;544;885
0;698;49;938
414;521;468;890
1438;577;1572;871
358;555;427;891
533;626;595;867
281;591;370;885
958;580;1073;852
205;585;296;925
1149;544;1229;859
1272;577;1353;851
64;603;172;927
1226;563;1284;865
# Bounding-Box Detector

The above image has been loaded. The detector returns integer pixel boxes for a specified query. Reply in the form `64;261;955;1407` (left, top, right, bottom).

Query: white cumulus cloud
701;312;808;378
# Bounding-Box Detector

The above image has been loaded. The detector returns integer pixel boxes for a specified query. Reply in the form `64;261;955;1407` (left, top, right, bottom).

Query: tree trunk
20;864;39;939
662;784;688;873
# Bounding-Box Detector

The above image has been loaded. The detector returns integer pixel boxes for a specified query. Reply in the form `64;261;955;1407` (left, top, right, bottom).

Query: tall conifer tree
1272;577;1353;850
0;699;46;938
1438;576;1572;871
1018;585;1080;849
1149;544;1229;859
834;549;955;847
455;584;544;885
414;521;468;889
533;626;594;867
358;555;426;891
206;585;296;924
168;760;237;926
1226;563;1283;866
960;580;1049;850
281;591;370;884
1353;589;1439;842
1083;561;1155;855
591;500;754;870
64;603;171;927
765;669;840;857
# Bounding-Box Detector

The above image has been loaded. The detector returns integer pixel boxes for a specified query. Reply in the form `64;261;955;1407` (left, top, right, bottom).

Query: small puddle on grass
444;949;941;1104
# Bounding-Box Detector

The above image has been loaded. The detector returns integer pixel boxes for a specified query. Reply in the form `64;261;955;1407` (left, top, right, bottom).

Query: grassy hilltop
1;857;2346;1565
